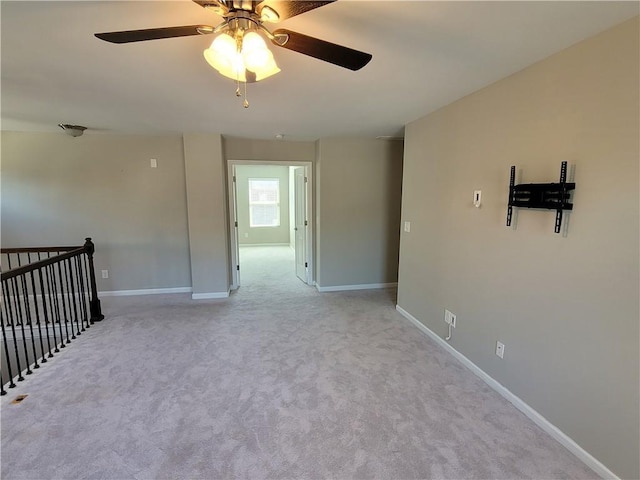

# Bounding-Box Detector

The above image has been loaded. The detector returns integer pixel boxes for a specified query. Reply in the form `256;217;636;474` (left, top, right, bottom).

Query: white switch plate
101;270;109;279
473;190;482;207
496;341;505;358
444;309;456;327
404;221;411;233
150;158;157;168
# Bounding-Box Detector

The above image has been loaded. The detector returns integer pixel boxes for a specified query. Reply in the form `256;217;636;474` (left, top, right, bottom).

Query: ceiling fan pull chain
243;81;249;108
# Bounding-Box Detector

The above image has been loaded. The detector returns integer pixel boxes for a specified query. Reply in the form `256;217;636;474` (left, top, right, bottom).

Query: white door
231;166;241;286
294;167;307;283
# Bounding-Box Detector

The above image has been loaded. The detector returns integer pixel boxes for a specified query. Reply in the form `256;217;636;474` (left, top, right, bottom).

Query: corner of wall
183;133;230;295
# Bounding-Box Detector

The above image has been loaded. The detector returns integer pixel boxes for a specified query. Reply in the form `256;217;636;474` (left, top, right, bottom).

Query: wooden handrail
1;247;85;280
1;238;103;323
1;246;80;254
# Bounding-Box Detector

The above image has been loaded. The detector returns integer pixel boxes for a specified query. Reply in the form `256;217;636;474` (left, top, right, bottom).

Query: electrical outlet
101;270;109;279
496;341;505;359
404;221;411;233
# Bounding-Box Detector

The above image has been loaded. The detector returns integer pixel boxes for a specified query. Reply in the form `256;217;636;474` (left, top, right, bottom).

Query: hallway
238;245;310;294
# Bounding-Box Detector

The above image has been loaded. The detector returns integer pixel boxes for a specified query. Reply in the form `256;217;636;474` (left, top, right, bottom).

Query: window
249;178;280;227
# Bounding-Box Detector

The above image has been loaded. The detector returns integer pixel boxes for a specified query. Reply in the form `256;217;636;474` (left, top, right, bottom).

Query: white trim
227;159;315;288
239;243;291;247
191;291;229;300
99;287;192;297
316;282;398;293
395;305;619;480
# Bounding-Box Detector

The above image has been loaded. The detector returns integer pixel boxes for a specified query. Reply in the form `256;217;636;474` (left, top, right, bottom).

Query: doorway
227;160;313;289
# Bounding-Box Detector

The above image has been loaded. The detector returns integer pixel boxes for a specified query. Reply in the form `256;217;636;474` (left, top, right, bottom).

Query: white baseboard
191;291;229;300
395;305;618;480
316;282;398;293
99;287;192;297
94;287;231;300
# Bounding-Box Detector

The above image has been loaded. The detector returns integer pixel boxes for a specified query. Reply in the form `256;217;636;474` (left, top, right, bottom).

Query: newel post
84;238;104;323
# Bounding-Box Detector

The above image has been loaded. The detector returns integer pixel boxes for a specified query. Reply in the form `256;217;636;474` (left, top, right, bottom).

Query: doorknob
294;227;298;231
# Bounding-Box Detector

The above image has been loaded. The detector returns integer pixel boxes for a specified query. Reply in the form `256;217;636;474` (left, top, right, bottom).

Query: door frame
226;160;313;289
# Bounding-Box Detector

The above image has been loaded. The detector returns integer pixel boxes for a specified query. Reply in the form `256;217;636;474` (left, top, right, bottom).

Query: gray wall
397;18;639;480
235;165;290;245
0;132;191;292
2;133;402;294
223;137;316;163
316;137;404;288
183;133;229;296
223;136;317;276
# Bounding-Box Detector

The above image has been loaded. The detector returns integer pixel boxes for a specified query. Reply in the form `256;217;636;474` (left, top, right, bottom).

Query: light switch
473;190;482;208
404;221;411;233
150;158;157;168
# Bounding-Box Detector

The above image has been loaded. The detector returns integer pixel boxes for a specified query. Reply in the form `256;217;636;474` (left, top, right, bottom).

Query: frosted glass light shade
204;33;244;80
204;31;280;82
242;32;270;70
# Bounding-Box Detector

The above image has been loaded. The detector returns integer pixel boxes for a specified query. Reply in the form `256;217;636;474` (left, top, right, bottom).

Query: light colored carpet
1;246;596;479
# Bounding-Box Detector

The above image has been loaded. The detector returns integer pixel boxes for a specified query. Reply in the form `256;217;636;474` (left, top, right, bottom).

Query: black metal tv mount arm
506;161;575;234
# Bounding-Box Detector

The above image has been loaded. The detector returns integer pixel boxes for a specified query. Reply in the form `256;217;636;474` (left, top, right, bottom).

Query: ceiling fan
95;0;372;106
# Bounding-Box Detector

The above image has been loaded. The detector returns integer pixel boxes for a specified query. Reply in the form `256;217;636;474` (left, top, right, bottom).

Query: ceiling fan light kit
203;29;280;83
95;0;372;108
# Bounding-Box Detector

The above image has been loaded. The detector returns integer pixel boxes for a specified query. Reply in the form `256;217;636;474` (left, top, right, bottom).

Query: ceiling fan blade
256;1;335;22
271;29;372;71
95;25;214;44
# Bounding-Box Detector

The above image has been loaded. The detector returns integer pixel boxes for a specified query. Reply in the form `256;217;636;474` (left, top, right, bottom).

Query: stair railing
1;238;104;394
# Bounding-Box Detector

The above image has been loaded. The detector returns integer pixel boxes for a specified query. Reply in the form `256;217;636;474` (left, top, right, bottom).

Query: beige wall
316;137;404;288
397;18;639;479
224;136;404;289
222;136;317;279
0;132;191;292
2;133;402;294
183;133;229;296
235;165;290;245
223;137;316;163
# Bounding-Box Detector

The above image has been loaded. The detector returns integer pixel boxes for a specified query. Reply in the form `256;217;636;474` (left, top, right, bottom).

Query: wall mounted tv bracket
506;161;575;234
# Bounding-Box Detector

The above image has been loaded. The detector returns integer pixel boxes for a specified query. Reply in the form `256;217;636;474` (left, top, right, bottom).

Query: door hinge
305;262;308;268
304;220;308;227
304;176;308;183
237;265;240;271
235;221;238;228
233;175;236;182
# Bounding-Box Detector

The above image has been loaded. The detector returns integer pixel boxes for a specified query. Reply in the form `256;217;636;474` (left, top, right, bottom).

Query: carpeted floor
1;246;596;479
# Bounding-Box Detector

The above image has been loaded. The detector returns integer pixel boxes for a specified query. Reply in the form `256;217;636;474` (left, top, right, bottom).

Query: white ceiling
1;1;637;140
